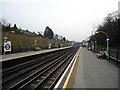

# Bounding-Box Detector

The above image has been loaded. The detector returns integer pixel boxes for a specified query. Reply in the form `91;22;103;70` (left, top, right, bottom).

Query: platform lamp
95;31;109;53
4;31;15;55
4;31;15;41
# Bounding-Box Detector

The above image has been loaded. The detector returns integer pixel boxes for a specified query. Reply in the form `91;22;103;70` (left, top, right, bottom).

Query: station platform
56;47;119;88
0;46;71;61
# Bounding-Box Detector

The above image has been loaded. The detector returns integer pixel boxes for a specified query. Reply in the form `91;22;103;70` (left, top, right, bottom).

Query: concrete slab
73;48;118;88
1;46;71;61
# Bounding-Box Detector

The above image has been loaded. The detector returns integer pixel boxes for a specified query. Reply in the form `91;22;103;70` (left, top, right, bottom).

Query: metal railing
89;47;120;65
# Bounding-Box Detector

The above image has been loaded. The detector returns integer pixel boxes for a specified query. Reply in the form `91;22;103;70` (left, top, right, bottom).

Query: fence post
11;46;13;54
108;49;110;62
104;48;106;51
31;46;35;51
94;47;96;53
19;46;21;52
2;46;3;55
26;46;27;52
101;48;103;52
116;50;118;66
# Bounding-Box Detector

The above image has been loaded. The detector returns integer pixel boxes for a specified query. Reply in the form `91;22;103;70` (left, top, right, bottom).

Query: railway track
2;49;67;83
2;47;79;89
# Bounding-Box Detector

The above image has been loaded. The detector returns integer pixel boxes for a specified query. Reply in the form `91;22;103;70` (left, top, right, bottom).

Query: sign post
4;41;11;55
48;42;51;49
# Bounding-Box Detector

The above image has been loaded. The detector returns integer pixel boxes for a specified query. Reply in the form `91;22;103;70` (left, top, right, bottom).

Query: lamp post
4;31;15;41
90;36;97;51
48;42;52;49
95;31;109;52
4;31;15;55
35;40;37;46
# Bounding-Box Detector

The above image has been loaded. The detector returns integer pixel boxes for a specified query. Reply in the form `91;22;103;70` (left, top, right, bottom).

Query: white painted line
1;47;72;62
54;48;80;89
54;53;76;89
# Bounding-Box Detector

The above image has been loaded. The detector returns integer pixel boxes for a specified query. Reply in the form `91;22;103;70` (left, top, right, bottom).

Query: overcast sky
0;0;119;42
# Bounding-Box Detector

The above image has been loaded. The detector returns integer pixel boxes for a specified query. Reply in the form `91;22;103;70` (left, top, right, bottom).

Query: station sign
4;41;11;52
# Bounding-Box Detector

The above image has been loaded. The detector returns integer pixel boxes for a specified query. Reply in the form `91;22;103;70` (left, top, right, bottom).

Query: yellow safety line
62;50;79;89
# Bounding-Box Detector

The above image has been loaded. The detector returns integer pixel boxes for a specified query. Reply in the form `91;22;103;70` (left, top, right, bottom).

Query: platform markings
54;51;77;89
1;47;71;61
54;48;80;89
1;51;47;61
62;49;80;89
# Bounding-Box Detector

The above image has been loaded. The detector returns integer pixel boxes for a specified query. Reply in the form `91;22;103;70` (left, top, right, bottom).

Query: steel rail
2;52;64;84
33;49;77;89
7;50;72;90
2;49;65;76
2;49;68;85
49;50;77;89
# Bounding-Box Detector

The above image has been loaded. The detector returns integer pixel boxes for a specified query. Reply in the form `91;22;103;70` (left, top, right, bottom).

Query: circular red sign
5;44;11;50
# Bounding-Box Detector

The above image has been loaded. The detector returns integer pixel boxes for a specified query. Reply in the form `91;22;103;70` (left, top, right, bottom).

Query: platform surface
0;47;71;61
66;47;118;88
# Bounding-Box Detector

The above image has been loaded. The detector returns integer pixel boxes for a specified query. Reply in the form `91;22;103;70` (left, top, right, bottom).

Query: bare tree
1;18;8;26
